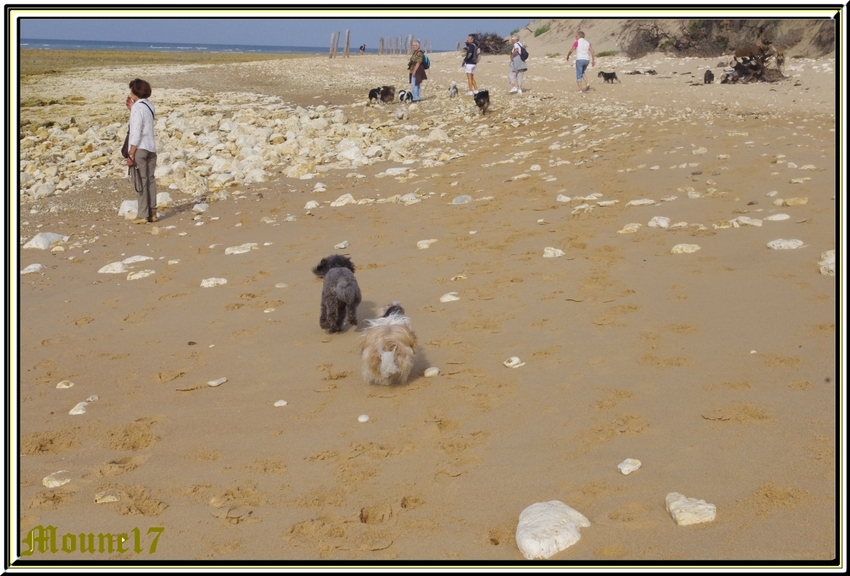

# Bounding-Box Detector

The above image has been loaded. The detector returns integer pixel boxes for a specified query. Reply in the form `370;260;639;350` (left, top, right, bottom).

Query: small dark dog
398;90;413;103
598;70;620;83
312;254;361;334
448;83;458;98
474;90;490;115
368;86;396;104
360;303;417;386
704;69;715;84
380;85;396;103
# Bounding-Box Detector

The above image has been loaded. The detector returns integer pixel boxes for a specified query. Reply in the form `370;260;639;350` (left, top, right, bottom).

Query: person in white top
125;78;158;223
565;30;596;93
508;34;528;94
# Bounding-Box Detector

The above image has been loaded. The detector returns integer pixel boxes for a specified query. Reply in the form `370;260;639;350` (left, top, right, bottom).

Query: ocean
19;38;377;55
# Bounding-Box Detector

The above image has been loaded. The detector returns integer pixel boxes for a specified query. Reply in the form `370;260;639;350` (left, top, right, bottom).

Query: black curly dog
597;71;620;83
312;254;362;333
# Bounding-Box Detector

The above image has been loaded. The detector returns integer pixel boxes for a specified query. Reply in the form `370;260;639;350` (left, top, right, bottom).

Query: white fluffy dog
359;304;417;386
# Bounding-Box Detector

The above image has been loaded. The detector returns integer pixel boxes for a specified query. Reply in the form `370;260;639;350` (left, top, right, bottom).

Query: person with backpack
407;39;428;102
508;33;528;94
461;34;480;95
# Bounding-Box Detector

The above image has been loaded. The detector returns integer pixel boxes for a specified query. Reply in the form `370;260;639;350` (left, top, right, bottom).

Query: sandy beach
14;45;839;564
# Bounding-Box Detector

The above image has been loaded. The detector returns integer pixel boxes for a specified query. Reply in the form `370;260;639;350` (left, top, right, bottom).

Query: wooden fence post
344;30;350;58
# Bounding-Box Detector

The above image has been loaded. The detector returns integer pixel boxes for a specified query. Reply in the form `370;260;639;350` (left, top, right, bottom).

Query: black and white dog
448;83;458;98
597;71;620;83
398;90;413;103
312;254;361;334
704;69;715;84
474;90;490;115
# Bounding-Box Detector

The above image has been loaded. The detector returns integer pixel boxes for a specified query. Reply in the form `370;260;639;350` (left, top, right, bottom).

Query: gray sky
18;15;535;52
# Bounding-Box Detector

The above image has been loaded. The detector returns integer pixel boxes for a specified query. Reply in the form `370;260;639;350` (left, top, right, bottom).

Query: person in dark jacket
461;34;479;95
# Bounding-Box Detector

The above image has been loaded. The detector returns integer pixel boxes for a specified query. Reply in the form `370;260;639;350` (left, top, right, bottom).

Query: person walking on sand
508;33;528;94
462;34;480;95
125;78;158;223
360;44;365;55
565;30;596;92
408;40;427;102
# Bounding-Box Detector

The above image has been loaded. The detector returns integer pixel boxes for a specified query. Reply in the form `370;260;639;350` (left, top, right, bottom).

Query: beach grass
19;48;309;78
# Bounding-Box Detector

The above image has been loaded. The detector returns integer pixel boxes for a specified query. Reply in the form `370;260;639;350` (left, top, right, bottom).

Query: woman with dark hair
125;78;158;223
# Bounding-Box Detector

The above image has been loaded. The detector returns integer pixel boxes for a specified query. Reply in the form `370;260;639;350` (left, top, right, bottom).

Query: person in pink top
565;30;596;92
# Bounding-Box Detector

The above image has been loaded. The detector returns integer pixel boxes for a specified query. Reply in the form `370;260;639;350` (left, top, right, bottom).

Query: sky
18;13;535;52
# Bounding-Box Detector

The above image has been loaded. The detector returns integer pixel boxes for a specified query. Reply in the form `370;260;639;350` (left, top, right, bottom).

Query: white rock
451;195;472;205
201;277;227;288
660;195;678;202
22;263;45;275
671;244;701;254
56;380;74;389
334;240;349;249
440;292;460;302
118;200;138;218
665;492;716;526
42;470;72;488
69;401;89;415
417;239;438;249
556;194;571;203
304;200;320;210
819;250;835;276
98;262;127;274
207;377;227;387
764;213;791;221
24;232;69;250
596;200;619;207
225;243;258;255
123;255;153;264
424;367;440;377
618;223;642;234
766;190;778;197
127;269;155;281
543;247;566;258
400;193;421;205
618;458;642;475
692;147;707;155
733;216;762;227
358;414;370;423
503;356;526;368
94;489;120;504
156;192;174;207
767;239;805;250
626;199;655;207
330;193;356;207
274;400;288;407
192;203;210;213
515;501;590;560
648;216;670;228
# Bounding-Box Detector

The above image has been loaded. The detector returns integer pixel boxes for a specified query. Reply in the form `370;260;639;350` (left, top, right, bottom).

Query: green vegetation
546;53;561;58
510;28;521;36
534;25;550;37
596;50;619;57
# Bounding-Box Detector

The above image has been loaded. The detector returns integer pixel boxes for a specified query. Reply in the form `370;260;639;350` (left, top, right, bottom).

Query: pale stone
626;199;655;207
543;247;566;258
424;367;440;377
417;239;438;249
118;200;138;218
201;277;227;287
515;501;590;560
22;263;45;274
665;492;716;526
43;470;72;488
127;270;155;281
671;244;701;254
618;458;642;475
330;193;356;207
618;223;642;234
225;243;258;255
207;377;227;387
24;232;69;250
648;216;670;228
274;400;288;407
94;489;120;504
767;239;804;250
99;262;127;274
819;249;835;276
440;292;460;302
